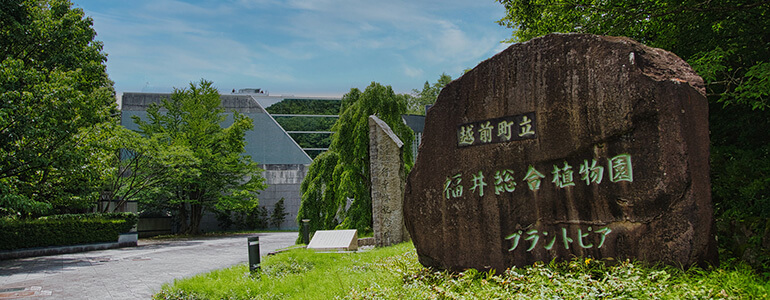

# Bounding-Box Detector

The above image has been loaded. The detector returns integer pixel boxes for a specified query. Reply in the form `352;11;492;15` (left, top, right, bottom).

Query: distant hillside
266;99;341;158
265;99;341;115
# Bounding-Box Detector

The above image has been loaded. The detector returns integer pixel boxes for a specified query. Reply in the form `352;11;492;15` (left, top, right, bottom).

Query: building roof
121;92;312;165
232;89;341;109
401;114;426;133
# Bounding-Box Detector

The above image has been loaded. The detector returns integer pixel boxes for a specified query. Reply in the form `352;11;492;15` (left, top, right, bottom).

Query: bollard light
247;236;260;273
301;219;310;245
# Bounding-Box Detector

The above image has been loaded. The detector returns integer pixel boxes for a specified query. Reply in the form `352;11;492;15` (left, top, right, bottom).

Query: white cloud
403;65;424;78
270;0;507;62
81;0;511;93
260;43;316;60
90;6;298;92
142;0;235;17
494;42;513;55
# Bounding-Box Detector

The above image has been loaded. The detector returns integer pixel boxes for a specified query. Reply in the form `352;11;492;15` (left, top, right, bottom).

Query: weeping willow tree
297;82;414;235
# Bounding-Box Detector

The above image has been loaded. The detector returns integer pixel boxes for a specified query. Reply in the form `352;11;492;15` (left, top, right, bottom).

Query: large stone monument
370;115;409;247
404;34;718;272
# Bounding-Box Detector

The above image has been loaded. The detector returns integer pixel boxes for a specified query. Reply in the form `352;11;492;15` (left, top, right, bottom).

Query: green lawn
155;242;769;299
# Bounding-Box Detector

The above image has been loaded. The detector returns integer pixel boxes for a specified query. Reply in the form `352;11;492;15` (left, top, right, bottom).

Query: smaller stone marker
369;115;410;247
307;230;358;251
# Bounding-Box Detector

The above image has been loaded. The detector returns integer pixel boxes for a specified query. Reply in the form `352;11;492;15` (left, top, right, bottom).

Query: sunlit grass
155;243;414;299
155;242;769;299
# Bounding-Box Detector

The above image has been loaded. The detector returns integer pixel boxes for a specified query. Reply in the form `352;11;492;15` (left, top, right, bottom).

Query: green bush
0;212;138;250
215;206;270;231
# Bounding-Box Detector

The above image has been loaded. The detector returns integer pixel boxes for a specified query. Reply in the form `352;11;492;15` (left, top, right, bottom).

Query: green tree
406;73;453;115
274;115;336;158
270;198;289;228
496;0;770;268
297;82;414;235
0;0;116;217
265;99;342;115
89;124;176;213
134;80;267;234
497;0;769;110
254;206;269;229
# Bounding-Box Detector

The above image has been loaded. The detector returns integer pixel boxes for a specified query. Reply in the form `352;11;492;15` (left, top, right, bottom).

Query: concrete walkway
0;232;298;299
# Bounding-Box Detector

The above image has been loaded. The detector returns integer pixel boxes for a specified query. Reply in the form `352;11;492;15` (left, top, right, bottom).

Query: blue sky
72;0;513;97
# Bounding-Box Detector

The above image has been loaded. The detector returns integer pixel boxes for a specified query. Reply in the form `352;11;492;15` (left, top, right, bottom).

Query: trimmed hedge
0;212;138;251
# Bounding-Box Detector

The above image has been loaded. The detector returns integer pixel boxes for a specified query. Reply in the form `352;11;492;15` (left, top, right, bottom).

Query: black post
301;219;310;245
248;236;260;273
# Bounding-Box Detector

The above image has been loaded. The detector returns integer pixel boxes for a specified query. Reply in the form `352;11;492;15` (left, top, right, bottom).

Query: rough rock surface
370;115;409;247
403;34;718;272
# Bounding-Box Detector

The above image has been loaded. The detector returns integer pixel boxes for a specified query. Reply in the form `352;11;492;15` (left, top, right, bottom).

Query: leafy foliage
273;116;336;131
265;99;341;115
405;73;452;115
267;99;341;158
155;242;770;300
0;212;137;250
266;99;341;158
153;242;417;300
347;258;769;299
133;80;267;234
87;124;170;213
270;198;289;228
496;0;770;109
297;82;413;234
276;116;335;156
288;132;333;152
296;151;340;232
496;0;770;271
0;0;116;217
215;205;270;230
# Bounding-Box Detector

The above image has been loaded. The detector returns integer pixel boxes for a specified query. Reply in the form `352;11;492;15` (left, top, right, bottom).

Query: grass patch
155;243;769;299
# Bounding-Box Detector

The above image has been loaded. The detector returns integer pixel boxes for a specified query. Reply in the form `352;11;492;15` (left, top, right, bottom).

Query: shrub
270;198;288;228
215;206;270;231
0;212;138;250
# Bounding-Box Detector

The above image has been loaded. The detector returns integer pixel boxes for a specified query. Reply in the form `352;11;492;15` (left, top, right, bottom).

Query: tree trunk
188;203;203;235
178;202;189;234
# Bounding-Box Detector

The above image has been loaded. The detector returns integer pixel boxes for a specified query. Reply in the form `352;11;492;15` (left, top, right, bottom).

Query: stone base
118;232;138;247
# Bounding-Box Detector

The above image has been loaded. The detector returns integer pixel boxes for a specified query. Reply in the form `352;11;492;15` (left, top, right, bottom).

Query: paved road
0;232;298;299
